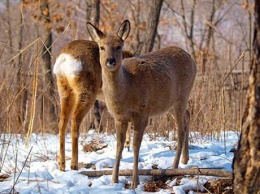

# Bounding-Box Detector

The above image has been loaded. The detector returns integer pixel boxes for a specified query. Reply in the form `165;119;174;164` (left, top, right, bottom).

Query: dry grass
0;3;250;143
0;51;249;140
0;1;251;146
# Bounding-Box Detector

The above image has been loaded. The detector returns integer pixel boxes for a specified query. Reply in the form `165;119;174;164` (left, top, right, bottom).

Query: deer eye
116;46;122;51
100;46;105;51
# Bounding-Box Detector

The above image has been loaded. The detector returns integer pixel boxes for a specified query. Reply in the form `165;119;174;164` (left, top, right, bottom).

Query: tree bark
16;0;25;129
201;0;216;75
233;0;260;193
86;0;100;28
40;0;56;125
130;0;142;53
6;0;13;52
141;0;164;54
180;0;196;63
85;0;101;130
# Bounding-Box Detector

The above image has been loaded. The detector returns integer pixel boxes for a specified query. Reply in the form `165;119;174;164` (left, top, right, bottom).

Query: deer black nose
107;58;116;66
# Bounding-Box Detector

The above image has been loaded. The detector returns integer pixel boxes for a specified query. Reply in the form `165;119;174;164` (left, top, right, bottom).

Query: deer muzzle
106;58;116;69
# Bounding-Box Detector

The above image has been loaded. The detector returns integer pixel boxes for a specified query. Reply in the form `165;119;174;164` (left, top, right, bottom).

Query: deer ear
87;22;104;42
117;20;131;41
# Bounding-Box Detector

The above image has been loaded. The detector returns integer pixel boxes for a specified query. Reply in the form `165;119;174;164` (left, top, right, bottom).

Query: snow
0;130;238;193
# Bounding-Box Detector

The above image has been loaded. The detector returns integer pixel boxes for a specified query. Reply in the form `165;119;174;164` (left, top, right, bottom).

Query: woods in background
0;1;253;142
1;0;260;192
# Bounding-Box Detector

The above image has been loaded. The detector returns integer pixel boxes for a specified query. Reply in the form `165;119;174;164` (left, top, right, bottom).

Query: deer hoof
124;141;130;151
58;162;65;171
181;157;189;164
131;181;139;189
70;164;78;170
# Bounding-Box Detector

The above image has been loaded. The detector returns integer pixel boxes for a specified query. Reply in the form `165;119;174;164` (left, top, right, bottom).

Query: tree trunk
6;0;13;52
130;0;142;53
201;0;216;75
86;0;102;131
16;0;25;130
180;0;196;63
86;0;100;28
40;0;56;126
141;0;164;54
233;0;260;193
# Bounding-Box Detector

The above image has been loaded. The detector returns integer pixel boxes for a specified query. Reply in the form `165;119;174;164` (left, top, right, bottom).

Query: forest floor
0;130;238;193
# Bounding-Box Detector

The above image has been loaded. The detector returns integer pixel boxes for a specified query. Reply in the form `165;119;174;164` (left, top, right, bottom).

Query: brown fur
54;40;133;171
87;20;197;188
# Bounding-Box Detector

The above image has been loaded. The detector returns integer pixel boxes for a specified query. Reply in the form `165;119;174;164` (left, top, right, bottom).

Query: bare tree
165;0;196;62
180;0;196;62
200;0;216;74
141;0;164;54
40;0;56;125
200;1;234;74
6;0;13;51
85;0;102;130
16;0;27;129
233;0;260;193
130;0;142;53
86;0;100;28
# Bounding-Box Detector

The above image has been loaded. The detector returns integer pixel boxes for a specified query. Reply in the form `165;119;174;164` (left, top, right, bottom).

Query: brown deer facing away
87;20;197;188
53;40;133;171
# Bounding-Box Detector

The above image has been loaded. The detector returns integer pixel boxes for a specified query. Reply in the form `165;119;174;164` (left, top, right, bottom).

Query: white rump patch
53;53;82;77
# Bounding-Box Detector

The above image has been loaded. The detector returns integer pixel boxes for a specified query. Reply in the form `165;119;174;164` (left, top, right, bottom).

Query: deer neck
101;66;129;104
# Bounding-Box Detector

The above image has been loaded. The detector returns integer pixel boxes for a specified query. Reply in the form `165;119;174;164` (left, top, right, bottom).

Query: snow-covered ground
0;130;238;194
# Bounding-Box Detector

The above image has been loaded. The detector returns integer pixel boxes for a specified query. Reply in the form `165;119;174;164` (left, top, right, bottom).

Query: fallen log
80;168;232;178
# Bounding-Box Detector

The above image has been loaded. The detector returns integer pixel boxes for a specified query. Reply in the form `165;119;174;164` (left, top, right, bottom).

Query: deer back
103;46;197;118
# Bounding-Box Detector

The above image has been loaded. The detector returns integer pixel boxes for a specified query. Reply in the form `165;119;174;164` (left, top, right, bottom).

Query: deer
53;39;133;171
87;20;197;188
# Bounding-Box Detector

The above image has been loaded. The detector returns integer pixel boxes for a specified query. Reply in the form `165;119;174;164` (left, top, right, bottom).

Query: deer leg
172;114;184;169
112;121;128;183
93;100;103;132
132;115;148;189
57;77;74;171
124;123;131;151
172;103;187;169
181;110;190;164
58;97;73;171
70;94;96;170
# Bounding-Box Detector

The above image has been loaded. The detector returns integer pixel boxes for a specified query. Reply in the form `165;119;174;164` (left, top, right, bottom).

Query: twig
220;51;247;88
9;147;33;194
25;41;40;148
